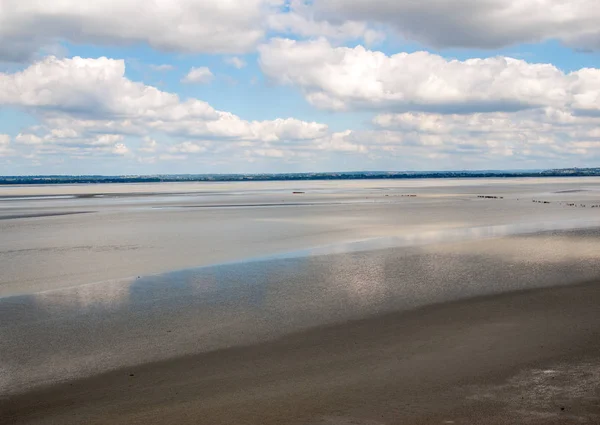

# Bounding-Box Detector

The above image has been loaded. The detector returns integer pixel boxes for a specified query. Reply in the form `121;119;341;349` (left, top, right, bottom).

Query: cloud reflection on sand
32;278;131;312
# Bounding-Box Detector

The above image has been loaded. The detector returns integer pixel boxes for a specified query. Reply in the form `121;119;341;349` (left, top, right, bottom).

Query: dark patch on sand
158;202;349;209
0;211;94;221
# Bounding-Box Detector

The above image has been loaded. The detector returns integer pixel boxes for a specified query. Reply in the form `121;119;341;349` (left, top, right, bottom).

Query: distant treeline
1;168;599;185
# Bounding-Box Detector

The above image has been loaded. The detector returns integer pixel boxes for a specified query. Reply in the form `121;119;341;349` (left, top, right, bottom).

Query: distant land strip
1;168;600;185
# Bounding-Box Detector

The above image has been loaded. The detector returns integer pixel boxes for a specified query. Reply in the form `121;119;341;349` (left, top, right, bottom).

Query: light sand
2;178;600;297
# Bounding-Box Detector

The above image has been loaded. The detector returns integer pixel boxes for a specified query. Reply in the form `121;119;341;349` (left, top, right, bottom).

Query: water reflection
2;222;600;396
268;218;600;262
33;278;131;311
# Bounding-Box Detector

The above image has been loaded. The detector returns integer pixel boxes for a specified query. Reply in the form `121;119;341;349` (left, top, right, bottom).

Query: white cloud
4;50;600;171
49;128;79;139
315;130;368;153
0;134;13;156
259;38;600;114
252;148;285;158
139;137;158;153
248;118;329;141
94;135;124;146
181;67;214;84
112;143;130;156
147;115;329;142
0;56;205;120
0;55;330;161
169;141;210;154
15;130;129;157
311;0;600;50
158;154;187;161
2;0;600;66
150;64;175;72
0;0;273;62
370;108;600;161
15;133;43;145
224;57;247;69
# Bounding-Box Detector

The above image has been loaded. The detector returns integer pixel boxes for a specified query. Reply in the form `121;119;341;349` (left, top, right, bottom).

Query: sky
1;0;600;175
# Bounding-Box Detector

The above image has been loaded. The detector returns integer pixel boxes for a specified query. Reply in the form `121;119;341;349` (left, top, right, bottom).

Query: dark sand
0;211;92;221
2;281;600;425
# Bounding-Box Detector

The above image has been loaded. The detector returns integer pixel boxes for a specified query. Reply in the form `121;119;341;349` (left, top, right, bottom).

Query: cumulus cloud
224;57;247;69
181;67;214;84
4;48;600;170
149;115;329;142
0;0;273;62
15;130;130;156
311;0;600;50
259;38;600;114
0;55;330;161
0;56;205;119
371;108;600;161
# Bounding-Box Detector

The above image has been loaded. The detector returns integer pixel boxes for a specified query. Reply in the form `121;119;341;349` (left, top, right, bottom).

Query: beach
1;178;600;424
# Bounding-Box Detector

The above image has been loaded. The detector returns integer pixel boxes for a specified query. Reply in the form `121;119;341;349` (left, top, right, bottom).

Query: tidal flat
1;178;600;424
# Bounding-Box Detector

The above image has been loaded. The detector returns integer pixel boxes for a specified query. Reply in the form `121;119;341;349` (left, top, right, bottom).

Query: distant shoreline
1;168;600;185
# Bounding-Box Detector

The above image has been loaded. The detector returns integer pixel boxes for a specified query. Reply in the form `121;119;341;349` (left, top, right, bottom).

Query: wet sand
3;281;600;425
1;178;600;424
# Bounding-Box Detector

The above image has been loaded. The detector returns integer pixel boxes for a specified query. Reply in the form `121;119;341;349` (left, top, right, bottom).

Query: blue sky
1;0;600;175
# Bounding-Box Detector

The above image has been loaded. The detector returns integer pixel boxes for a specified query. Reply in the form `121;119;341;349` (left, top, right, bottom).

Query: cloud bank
260;38;600;114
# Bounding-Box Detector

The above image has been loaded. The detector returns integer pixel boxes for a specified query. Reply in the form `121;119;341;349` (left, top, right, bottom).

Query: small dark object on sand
292;191;305;194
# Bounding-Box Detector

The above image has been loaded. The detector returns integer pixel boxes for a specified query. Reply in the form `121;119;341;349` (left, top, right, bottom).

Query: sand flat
1;178;600;424
2;178;600;297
